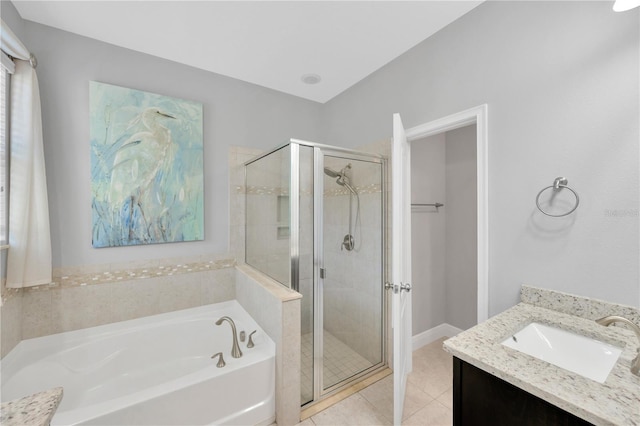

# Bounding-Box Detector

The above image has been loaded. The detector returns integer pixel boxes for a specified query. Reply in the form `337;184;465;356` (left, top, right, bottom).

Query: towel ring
535;177;579;217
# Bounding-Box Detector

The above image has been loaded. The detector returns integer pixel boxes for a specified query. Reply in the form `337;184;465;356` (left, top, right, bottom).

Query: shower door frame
310;142;388;403
247;138;388;406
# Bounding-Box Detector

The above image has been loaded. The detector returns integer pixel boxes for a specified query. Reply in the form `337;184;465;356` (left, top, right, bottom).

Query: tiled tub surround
444;286;640;425
0;255;236;358
0;285;23;359
235;263;301;426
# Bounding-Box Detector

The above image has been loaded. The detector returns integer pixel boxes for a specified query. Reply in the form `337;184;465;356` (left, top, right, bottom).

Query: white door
392;113;413;425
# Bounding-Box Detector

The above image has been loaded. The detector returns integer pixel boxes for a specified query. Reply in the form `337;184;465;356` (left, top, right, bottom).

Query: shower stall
244;139;386;406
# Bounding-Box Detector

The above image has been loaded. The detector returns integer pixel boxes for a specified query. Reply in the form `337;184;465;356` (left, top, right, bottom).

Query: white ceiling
12;1;483;103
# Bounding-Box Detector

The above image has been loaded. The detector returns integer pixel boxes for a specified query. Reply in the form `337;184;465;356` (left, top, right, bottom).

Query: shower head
325;164;357;194
324;167;341;178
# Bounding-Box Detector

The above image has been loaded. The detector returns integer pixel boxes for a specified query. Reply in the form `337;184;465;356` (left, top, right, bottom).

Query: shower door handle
320;268;326;279
385;282;411;293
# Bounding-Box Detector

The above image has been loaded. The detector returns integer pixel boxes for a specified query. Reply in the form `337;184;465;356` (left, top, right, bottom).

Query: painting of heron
90;81;204;247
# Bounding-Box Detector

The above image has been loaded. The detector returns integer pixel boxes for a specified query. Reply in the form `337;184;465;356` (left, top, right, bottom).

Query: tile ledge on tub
235;263;302;302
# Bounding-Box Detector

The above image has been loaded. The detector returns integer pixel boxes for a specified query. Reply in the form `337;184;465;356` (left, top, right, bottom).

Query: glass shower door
319;151;384;392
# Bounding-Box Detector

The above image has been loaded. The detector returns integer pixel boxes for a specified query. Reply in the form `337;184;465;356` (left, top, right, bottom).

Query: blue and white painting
90;82;204;248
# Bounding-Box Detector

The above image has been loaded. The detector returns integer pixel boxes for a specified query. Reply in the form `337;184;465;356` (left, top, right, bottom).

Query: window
0;63;8;249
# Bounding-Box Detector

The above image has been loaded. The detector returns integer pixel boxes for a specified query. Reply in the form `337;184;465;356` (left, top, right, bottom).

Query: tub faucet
215;316;243;358
596;315;640;376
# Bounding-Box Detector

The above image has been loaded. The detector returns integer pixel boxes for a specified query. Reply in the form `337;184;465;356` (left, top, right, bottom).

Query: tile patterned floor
298;337;453;426
301;331;376;403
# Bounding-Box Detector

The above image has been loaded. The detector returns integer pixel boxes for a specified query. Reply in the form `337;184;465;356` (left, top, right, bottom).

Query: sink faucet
596;315;640;376
215;316;243;358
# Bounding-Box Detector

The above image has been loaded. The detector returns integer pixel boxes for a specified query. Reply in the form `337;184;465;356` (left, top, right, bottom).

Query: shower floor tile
301;331;375;403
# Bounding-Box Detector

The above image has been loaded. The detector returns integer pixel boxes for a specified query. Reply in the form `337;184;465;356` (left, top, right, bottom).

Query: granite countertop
444;296;640;426
0;387;63;426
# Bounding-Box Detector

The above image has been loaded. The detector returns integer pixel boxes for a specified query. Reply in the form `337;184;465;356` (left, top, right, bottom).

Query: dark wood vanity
453;358;593;426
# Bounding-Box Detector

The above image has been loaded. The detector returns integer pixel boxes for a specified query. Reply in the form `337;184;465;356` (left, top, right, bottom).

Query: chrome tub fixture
211;352;226;368
215;316;243;358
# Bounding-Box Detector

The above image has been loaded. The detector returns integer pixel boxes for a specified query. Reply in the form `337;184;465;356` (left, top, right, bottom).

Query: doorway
404;104;489;334
390;105;488;423
410;124;478;346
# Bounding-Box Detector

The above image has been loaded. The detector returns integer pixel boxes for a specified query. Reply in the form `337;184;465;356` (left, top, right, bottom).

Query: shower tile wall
358;139;393;366
241;144;315;335
322;159;383;366
229;146;263;261
245;146;291;286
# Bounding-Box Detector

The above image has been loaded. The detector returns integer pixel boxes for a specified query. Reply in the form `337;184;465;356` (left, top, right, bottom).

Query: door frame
404;104;489;324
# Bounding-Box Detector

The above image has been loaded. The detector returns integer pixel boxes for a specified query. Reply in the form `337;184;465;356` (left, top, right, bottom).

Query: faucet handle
211;352;226;368
247;330;257;348
240;330;246;342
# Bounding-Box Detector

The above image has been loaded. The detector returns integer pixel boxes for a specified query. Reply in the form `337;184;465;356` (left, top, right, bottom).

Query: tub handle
211;352;226;368
247;331;257;348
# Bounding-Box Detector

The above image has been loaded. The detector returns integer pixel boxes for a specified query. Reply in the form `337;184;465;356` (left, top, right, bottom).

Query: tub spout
215;316;243;358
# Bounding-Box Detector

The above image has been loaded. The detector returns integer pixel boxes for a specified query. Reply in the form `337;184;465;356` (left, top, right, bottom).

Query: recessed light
301;74;322;85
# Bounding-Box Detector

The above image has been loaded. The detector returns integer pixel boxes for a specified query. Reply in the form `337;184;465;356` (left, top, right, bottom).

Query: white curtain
1;20;52;288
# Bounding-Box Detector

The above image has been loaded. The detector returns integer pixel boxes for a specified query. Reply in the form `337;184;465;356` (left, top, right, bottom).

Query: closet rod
411;203;444;208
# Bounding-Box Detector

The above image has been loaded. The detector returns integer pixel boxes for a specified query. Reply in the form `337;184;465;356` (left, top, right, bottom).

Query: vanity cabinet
453;358;593;426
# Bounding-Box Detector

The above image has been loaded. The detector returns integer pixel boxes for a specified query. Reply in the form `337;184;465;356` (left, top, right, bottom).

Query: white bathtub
1;300;275;425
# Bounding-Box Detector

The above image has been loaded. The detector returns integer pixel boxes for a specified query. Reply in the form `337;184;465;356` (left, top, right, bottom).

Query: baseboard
412;323;464;351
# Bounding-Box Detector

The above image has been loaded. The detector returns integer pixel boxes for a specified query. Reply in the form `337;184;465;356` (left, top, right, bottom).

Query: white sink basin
501;322;622;383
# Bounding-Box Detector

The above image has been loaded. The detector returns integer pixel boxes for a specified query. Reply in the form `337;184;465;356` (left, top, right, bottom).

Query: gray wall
1;1;25;40
410;133;446;334
410;125;477;335
21;20;321;268
445;125;477;330
2;0;638;324
322;1;640;314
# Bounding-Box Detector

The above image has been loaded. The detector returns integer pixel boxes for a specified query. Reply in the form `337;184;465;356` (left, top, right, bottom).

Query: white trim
405;104;490;324
412;323;464;351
